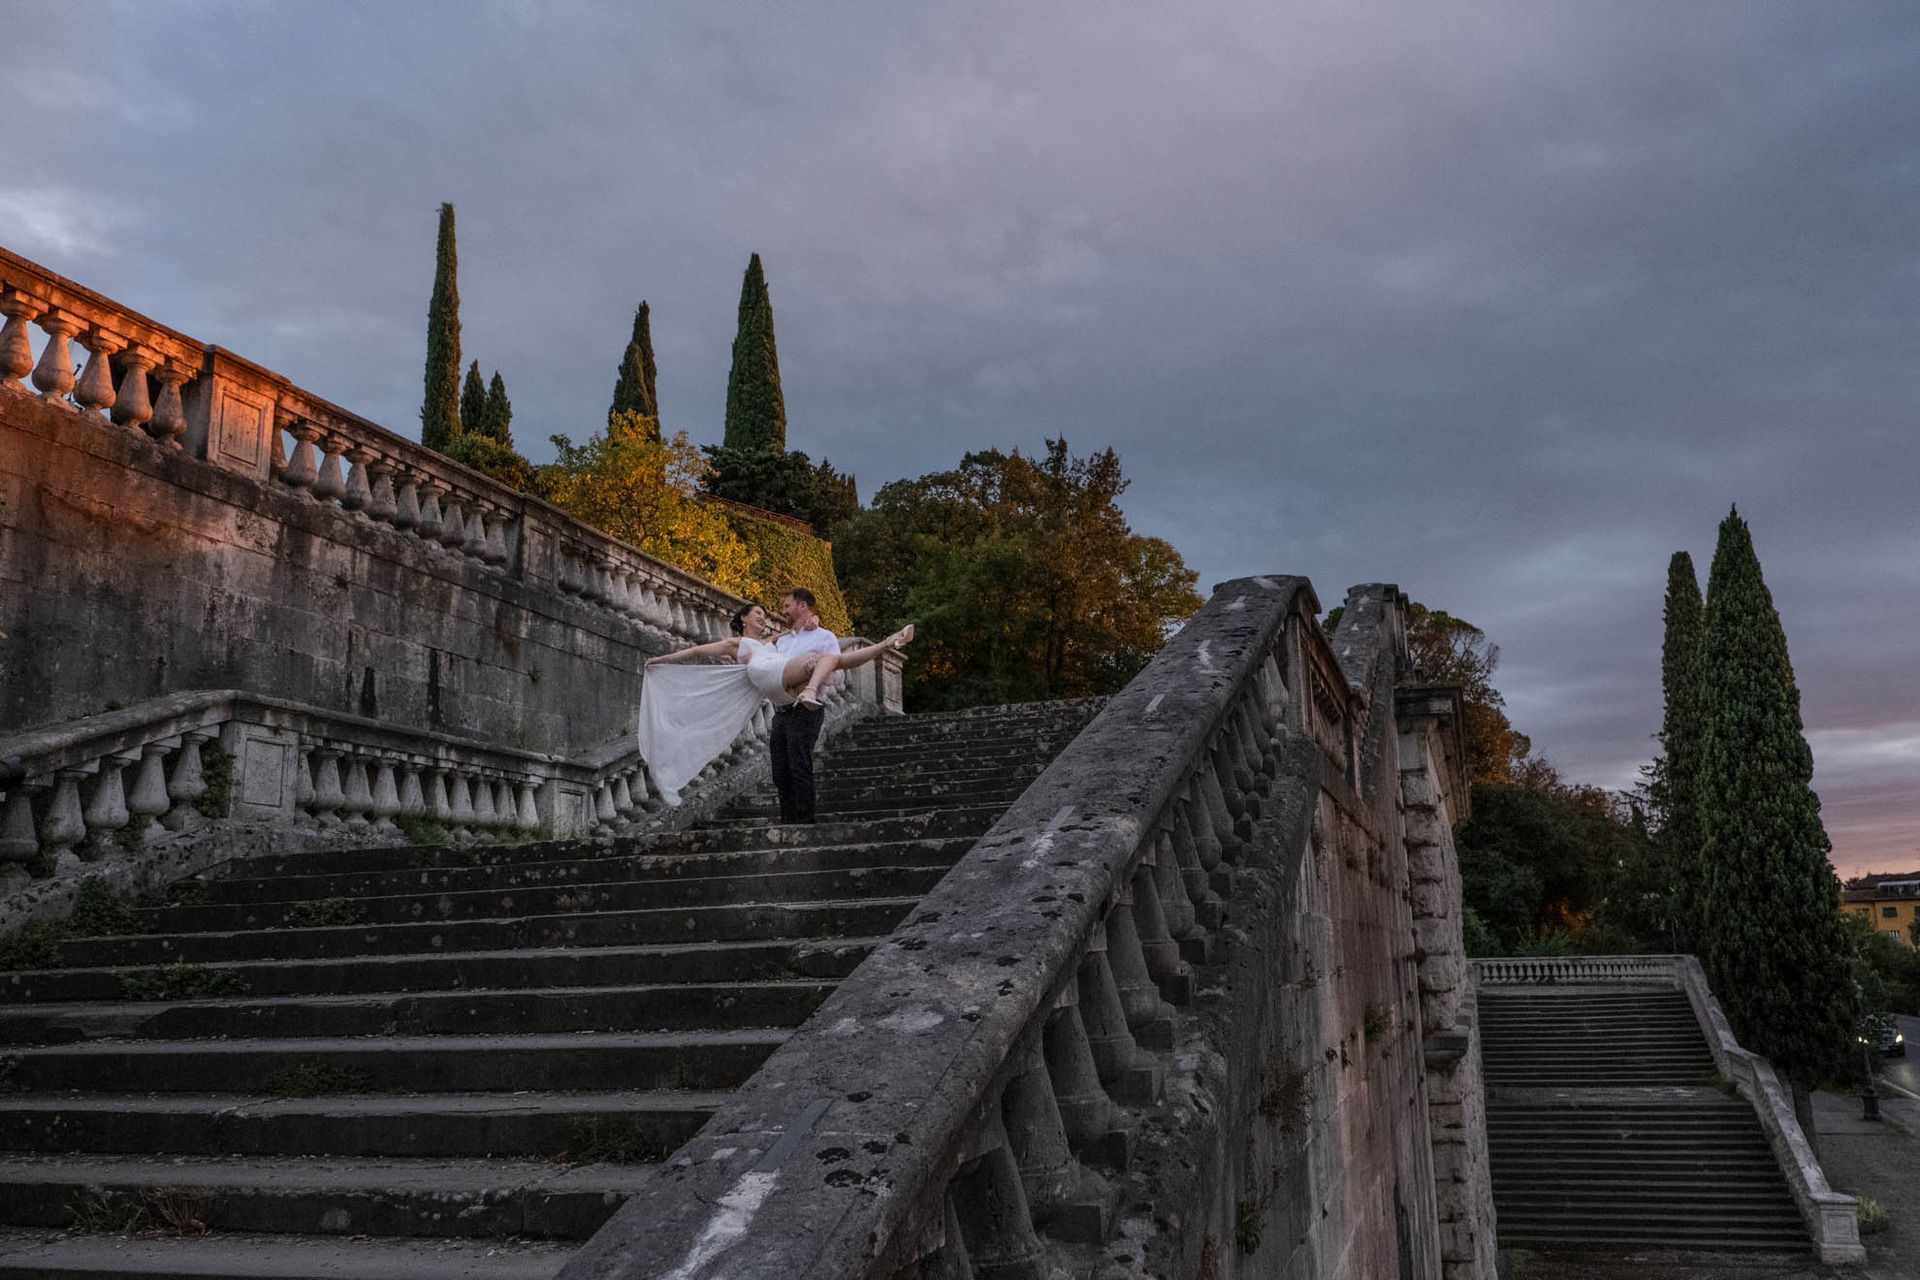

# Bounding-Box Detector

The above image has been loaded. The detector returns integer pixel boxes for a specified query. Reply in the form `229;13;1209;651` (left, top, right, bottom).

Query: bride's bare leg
784;628;915;705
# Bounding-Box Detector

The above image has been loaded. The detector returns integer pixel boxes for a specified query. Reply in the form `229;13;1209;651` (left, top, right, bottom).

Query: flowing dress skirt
637;655;793;802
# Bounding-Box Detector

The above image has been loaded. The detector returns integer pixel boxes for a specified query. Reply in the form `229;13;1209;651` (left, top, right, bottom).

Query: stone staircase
0;700;1100;1278
1481;986;1808;1256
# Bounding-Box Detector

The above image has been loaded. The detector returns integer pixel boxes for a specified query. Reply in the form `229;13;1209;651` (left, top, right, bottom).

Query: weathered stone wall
4;390;666;754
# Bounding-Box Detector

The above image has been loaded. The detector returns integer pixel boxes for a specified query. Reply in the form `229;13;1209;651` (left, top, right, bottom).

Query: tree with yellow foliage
538;412;752;596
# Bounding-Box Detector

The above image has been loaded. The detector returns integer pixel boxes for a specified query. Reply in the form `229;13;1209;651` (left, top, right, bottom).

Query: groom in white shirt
770;587;838;823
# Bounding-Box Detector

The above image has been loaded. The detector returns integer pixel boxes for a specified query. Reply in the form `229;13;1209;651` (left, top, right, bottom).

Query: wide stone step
1;937;880;1005
0;979;834;1045
0;1030;786;1094
0;1153;653;1240
820;741;1075;771
186;838;975;906
141;865;946;933
38;896;920;969
0;1090;722;1160
0;1229;575;1278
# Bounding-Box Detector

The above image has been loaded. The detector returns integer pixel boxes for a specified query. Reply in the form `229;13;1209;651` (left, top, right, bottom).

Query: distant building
1843;872;1920;947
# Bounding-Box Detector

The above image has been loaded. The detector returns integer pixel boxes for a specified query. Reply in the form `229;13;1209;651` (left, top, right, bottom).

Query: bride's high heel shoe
889;624;915;649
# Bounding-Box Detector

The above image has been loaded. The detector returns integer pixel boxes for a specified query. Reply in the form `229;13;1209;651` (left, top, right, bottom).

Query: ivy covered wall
710;498;852;636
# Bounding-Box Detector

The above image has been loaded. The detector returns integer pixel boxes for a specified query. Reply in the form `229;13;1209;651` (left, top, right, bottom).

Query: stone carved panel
209;384;272;479
236;735;292;816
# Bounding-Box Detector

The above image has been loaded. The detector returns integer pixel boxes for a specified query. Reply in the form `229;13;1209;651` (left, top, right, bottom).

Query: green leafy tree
481;371;513;444
723;253;786;454
833;439;1202;709
1649;551;1706;951
1401;603;1532;785
610;300;660;438
1696;507;1854;1126
420;203;461;451
701;444;858;536
459;362;486;444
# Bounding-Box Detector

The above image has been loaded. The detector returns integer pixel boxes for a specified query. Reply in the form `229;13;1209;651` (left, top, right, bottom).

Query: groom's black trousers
769;704;825;823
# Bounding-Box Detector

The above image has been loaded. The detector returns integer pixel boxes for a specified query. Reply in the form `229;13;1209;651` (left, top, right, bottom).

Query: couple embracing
636;587;912;821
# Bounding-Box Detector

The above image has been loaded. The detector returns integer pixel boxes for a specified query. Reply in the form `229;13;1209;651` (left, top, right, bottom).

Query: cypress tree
459;362;486;445
1656;552;1706;951
609;300;659;439
483;371;512;445
420;203;461;451
722;253;786;454
1696;507;1854;1123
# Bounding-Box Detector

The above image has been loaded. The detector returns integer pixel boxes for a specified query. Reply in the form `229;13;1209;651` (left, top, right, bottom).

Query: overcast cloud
6;2;1917;875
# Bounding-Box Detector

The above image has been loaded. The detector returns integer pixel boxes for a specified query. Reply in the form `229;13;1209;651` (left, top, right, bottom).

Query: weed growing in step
1361;1002;1389;1045
567;1115;674;1164
286;897;360;928
66;1184;219;1235
119;957;248;1001
395;814;449;846
67;1190;150;1233
0;878;144;972
1858;1197;1890;1235
194;743;234;820
263;1061;374;1097
1259;1063;1311;1131
148;1186;216;1235
1234;1200;1262;1255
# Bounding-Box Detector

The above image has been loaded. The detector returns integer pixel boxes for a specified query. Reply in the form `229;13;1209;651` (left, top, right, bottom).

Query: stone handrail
1469;955;1864;1264
0;246;743;649
559;575;1330;1279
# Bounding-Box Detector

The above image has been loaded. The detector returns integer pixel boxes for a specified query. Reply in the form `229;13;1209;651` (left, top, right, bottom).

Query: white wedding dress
637;637;795;803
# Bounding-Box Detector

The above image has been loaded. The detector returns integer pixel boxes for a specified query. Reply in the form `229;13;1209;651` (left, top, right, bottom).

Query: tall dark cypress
722;253;786;454
458;362;486;445
1696;508;1854;1118
609;300;659;439
483;371;512;446
420;203;461;451
1656;552;1706;950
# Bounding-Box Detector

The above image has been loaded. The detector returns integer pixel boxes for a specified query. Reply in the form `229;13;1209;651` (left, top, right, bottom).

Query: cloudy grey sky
7;2;1918;875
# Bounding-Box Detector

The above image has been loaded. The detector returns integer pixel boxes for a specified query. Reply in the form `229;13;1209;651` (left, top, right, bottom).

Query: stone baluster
269;416;288;477
281;417;321;494
0;782;44;879
311;435;347;504
149;361;190;447
0;289;44;388
72;327;123;418
1076;925;1159;1103
1231;704;1272;794
1001;1031;1111;1241
397;764;427;822
80;754;135;857
39;770;88;862
125;743;174;840
340;445;373;512
30;308;78;403
1198;754;1242;862
423;768;452;828
309;748;346;826
910;1195;974;1280
494;780;520;828
293;744;316;822
415;481;445;543
390;468;421;532
611;775;636;823
471;774;498;828
1043;997;1121;1165
516;781;541;832
446;772;476;838
461;503;489;559
437;492;468;552
483;509;510;566
593;780;617;827
111;346;156;432
947;1110;1049;1280
1180;784;1222;882
1103;888;1172;1048
339;753;374;829
364;455;398;524
1168;804;1224;931
369;760;401;833
1131;860;1192;1005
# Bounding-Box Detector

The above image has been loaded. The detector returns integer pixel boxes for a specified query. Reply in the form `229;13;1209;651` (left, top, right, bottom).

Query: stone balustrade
0;245;739;653
1472;954;1684;986
559;575;1385;1279
0;669;865;895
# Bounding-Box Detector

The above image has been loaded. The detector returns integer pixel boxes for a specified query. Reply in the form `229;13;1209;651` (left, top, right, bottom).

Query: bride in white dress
636;603;912;801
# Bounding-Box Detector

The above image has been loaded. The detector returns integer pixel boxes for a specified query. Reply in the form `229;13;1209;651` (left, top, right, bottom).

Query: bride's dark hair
730;604;755;636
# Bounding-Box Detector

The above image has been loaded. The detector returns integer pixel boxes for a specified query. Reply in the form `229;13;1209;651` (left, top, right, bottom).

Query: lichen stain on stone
876;1008;942;1034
